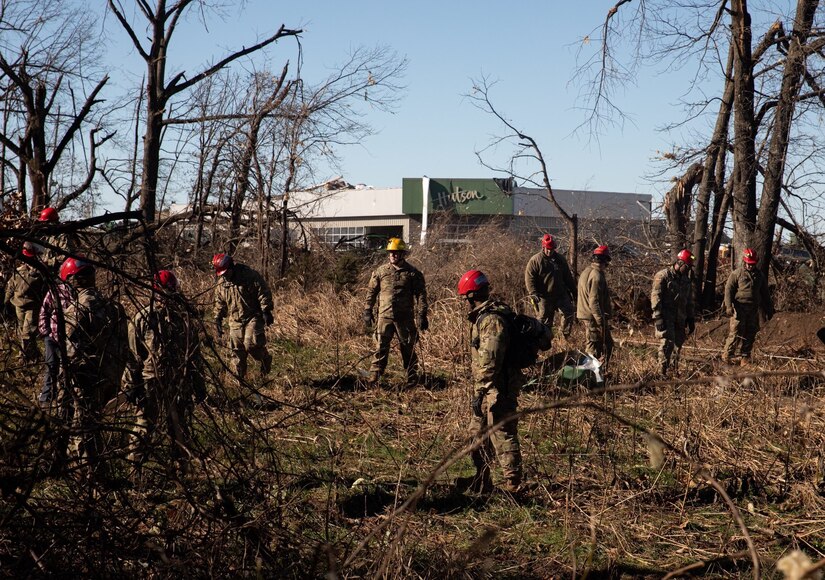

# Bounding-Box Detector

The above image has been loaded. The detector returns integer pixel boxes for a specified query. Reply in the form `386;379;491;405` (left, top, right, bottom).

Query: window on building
313;226;366;248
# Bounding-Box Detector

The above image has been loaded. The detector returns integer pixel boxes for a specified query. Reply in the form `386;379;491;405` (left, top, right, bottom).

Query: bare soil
699;311;825;354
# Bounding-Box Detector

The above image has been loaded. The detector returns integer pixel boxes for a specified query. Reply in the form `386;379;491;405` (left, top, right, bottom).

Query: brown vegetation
1;225;824;578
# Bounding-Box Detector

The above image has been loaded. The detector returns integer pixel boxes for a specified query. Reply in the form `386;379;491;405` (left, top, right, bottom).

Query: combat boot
404;371;421;389
500;480;522;494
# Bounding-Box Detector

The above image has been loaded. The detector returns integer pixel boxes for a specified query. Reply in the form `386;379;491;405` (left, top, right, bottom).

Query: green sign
402;178;514;215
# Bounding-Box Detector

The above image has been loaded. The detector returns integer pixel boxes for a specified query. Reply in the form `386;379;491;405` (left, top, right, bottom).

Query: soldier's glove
417;313;429;332
654;318;667;332
362;310;374;334
685;318;696;336
263;311;274;326
471;392;485;418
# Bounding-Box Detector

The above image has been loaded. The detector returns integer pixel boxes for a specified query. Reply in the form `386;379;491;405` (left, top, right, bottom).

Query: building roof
290;187;403;219
514;187;651;220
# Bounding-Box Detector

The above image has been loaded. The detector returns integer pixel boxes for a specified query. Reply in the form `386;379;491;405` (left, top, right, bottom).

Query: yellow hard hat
386;237;407;251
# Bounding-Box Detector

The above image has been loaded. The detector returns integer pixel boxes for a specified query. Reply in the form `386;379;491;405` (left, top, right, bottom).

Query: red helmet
154;270;179;292
677;249;695;266
38;207;58;222
457;269;489;296
22;241;39;258
593;245;611;260
743;248;758;264
212;253;234;276
541;234;555;250
59;256;92;281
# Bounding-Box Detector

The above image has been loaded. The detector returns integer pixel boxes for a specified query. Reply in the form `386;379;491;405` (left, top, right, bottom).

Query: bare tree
468;77;580;275
166;46;405;274
271;46;407;277
106;0;301;223
0;0;111;214
579;0;825;307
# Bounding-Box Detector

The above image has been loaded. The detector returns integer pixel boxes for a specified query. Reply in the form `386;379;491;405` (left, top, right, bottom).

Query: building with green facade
290;177;652;249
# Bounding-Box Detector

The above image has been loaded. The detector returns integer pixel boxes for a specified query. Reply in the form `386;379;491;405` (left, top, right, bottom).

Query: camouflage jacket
468;300;523;396
214;264;274;324
41;233;77;271
125;299;201;387
651;266;694;323
64;286;127;401
364;261;427;320
65;288;114;364
724;267;772;314
576;264;612;325
4;263;46;310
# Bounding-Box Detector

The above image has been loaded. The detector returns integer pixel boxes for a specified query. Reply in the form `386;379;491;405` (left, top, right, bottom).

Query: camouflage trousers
229;316;271;380
655;318;686;374
584;319;614;366
15;306;40;363
57;364;107;478
534;294;574;338
129;379;192;468
369;317;419;381
723;305;759;360
467;386;522;486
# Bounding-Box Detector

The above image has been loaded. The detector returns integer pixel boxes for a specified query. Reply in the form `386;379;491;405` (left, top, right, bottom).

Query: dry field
1;228;824;578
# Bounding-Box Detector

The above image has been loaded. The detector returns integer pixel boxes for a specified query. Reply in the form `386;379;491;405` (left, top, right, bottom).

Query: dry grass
1;225;824;578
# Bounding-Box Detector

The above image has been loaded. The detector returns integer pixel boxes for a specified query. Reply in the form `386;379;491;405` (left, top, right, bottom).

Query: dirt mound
698;311;825;352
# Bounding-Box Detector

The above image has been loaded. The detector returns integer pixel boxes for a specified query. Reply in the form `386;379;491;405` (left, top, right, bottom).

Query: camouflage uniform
3;262;46;362
468;300;523;488
723;267;772;361
651;265;694;374
125;299;204;467
524;250;575;337
63;284;127;472
214;263;274;380
41;233;76;272
577;262;614;364
364;261;427;383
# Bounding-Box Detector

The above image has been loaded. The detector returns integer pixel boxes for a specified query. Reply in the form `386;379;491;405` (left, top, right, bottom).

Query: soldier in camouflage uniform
524;234;576;338
37;207;77;272
212;254;274;383
723;248;773;364
3;242;46;363
651;249;696;377
125;270;205;471
60;257;126;476
577;245;614;366
362;238;428;386
456;269;523;494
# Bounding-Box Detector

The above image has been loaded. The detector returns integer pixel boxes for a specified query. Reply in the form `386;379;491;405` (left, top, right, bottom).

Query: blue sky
103;1;709;203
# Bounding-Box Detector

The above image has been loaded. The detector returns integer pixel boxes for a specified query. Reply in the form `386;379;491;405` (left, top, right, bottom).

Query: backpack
478;310;552;369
